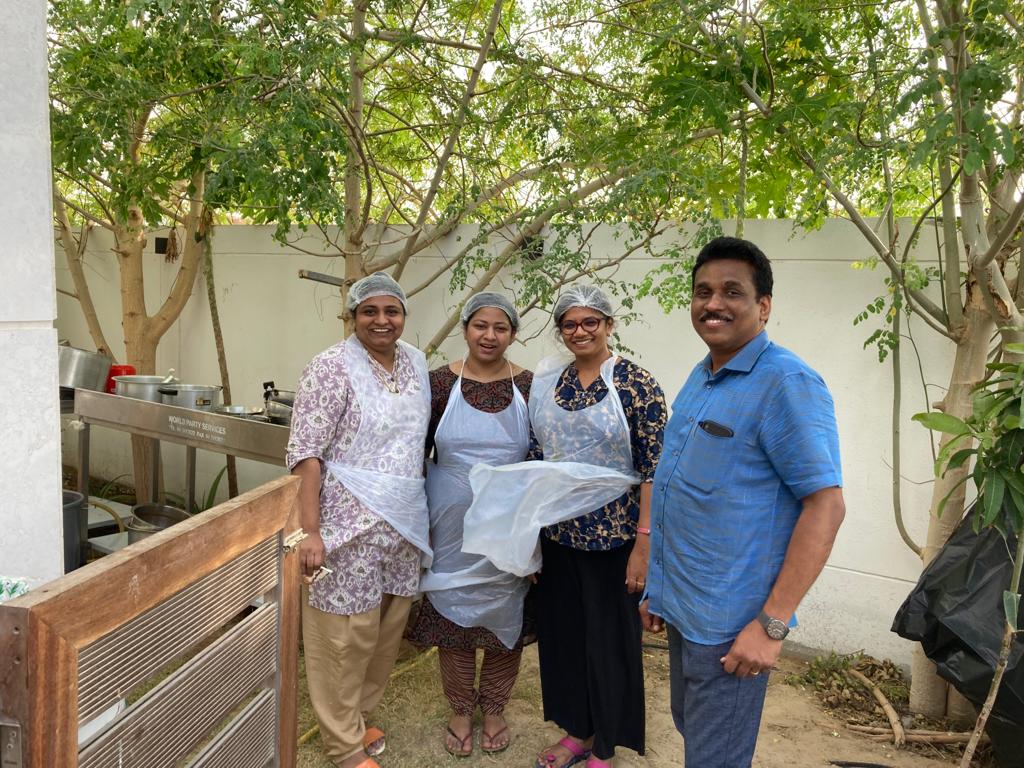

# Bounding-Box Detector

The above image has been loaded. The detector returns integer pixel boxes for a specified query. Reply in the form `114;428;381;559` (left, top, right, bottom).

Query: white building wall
56;220;956;665
0;2;64;586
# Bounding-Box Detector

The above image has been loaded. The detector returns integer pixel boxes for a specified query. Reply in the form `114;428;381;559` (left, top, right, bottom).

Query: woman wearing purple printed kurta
287;273;431;768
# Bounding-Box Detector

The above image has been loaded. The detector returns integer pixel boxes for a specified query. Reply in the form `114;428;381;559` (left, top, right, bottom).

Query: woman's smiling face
463;306;515;366
353;295;406;354
558;306;612;364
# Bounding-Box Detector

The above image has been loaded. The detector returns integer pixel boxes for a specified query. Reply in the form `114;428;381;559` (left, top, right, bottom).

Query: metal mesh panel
186;688;276;768
78;536;278;723
78;602;278;768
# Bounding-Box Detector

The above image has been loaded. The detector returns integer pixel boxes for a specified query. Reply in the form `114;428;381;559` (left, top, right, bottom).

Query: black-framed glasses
559;316;604;335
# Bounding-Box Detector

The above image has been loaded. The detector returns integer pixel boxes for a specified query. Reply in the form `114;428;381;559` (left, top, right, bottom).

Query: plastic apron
463;353;639;577
418;363;531;648
323;336;433;566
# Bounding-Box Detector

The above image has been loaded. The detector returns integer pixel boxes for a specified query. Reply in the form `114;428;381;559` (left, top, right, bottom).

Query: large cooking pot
58;344;113;391
264;399;293;426
114;375;171;402
126;503;189;543
158;384;222;411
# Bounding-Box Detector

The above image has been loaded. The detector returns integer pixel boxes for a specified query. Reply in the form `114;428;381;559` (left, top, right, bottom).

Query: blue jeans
667;624;770;767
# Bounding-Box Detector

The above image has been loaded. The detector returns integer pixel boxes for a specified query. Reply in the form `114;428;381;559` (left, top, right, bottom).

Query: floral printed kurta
286;338;421;615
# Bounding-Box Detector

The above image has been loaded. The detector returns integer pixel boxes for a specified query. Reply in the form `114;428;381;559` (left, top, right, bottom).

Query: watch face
766;619;788;640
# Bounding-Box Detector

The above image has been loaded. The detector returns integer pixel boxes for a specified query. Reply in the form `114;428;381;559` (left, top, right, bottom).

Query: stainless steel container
58;345;113;391
213;404;264;418
113;375;169;402
127;502;189;543
264;399;292;426
158;384;222;411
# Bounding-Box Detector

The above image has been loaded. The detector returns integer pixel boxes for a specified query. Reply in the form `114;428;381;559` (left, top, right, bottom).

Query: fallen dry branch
847;668;906;747
847;724;987;745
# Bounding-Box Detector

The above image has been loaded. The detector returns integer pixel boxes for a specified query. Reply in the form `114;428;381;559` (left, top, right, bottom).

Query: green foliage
915;351;1024;536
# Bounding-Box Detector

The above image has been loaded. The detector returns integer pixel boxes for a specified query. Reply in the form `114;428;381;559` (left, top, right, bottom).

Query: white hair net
346;272;407;313
552;284;614;323
460;292;520;330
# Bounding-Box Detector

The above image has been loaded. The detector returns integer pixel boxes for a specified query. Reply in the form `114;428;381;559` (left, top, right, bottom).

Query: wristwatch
757;610;789;641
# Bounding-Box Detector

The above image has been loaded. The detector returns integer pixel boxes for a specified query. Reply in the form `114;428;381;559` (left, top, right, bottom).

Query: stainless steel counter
74;390;289;563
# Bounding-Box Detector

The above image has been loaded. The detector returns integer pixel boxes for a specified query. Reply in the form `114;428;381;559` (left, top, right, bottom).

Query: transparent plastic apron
419;363;531;648
324;336;433;565
463;353;639;576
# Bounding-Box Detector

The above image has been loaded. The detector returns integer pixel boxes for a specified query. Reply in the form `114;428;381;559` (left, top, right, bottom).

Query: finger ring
751;670;761;676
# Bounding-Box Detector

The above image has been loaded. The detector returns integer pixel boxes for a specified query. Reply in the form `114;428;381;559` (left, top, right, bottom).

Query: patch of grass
784;651;858;690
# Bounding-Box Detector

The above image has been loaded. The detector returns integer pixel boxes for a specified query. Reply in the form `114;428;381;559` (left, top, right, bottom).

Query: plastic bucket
126;503;189;543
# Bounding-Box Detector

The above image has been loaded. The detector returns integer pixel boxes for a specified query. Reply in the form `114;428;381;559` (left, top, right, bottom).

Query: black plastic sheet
892;511;1023;766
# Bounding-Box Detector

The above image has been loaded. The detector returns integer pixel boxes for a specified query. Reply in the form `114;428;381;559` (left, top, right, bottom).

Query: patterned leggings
438;647;523;716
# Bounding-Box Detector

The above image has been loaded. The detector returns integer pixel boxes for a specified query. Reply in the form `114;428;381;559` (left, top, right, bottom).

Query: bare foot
444;713;473;757
536;734;593;767
481;713;511;753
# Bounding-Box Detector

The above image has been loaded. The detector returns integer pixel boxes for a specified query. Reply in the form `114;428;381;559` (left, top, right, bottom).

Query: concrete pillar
0;2;63;586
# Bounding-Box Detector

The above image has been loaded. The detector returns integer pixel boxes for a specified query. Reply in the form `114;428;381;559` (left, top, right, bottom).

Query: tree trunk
201;222;238;498
910;292;994;715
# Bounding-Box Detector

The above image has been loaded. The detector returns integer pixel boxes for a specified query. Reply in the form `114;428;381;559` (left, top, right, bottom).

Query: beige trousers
302;589;413;764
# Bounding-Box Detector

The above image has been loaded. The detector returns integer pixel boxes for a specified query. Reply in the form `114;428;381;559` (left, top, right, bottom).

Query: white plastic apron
419;363;531;648
463;353;639;576
324;336;433;565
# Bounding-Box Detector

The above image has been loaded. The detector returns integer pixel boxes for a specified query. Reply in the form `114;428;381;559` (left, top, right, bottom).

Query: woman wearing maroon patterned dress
405;292;534;757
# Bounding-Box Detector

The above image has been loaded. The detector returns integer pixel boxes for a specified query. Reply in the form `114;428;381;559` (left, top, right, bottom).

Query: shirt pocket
679;427;731;493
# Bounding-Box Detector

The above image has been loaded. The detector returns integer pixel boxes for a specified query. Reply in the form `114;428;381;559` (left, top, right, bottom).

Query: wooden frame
0;475;300;768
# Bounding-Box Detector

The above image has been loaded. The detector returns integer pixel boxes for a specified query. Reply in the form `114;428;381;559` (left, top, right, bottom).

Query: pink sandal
535;736;591;767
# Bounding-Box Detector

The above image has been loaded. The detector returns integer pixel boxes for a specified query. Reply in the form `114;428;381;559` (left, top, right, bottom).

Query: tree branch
392;0;506;281
729;73;951;334
54;194;113;356
974;192;1024;272
423;168;628;355
150;169;206;340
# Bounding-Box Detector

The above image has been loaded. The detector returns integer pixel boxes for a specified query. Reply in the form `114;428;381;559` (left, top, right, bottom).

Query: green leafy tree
49;0;324;495
215;0;724;348
642;0;1024;716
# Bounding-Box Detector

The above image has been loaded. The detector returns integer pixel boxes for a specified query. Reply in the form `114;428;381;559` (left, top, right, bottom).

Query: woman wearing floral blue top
531;285;666;768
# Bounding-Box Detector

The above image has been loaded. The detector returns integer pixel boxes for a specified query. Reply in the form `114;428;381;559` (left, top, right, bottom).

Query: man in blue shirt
642;236;845;767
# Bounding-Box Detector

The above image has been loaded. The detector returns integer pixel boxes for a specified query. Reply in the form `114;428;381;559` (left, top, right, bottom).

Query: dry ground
297;639;962;768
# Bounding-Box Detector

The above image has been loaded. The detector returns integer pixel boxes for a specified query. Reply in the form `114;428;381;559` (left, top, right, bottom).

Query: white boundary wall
56;220;956;665
0;2;64;587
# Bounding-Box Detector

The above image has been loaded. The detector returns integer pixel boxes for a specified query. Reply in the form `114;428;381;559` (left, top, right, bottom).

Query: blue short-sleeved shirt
647;331;842;645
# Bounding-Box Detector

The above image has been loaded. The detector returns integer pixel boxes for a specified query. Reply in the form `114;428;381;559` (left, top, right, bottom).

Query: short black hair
692;236;773;298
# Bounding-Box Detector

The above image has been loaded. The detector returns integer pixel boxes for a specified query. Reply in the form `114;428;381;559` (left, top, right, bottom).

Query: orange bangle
637;526;651;535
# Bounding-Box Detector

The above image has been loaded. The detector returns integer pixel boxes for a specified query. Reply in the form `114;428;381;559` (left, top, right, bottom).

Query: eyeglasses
559;316;604;335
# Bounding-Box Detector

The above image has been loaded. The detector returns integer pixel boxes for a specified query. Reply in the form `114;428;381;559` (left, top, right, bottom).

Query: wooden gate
0;475;301;768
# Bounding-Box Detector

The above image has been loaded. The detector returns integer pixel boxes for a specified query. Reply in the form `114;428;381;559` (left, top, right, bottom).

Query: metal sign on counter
74;390;288;465
167;412;228;443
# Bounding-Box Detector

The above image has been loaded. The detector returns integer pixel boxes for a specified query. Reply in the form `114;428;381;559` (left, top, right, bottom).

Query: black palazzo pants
536;536;645;760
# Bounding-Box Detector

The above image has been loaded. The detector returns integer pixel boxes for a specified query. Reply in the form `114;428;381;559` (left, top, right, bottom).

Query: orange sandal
363;727;386;757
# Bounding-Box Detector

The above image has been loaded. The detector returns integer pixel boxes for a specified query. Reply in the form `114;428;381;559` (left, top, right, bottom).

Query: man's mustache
699;312;732;322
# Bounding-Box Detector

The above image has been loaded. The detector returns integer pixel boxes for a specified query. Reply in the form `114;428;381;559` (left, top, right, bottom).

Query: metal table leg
151;438;161;504
185;446;197;514
77;421;91;569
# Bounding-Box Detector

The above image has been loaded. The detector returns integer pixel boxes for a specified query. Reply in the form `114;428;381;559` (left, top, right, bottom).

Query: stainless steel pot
213;405;264;419
158;384;222;411
58;344;113;391
262;381;295;406
127;503;189;543
114;375;170;402
264;399;293;426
